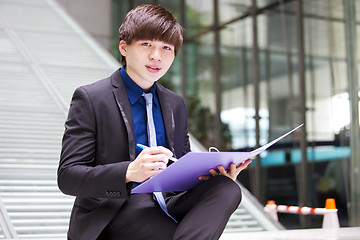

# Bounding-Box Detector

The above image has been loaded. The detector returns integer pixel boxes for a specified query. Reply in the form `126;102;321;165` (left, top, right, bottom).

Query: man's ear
119;40;127;57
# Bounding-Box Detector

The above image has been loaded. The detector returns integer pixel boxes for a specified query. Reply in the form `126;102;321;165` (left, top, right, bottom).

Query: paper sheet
132;124;303;193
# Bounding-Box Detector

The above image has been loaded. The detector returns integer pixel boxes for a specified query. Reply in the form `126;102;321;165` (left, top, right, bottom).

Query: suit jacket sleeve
58;86;130;199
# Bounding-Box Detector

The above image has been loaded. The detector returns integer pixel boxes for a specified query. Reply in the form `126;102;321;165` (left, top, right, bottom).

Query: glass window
257;0;280;8
185;0;213;36
220;19;257;149
160;52;182;93
302;1;348;142
132;0;156;6
218;0;251;24
357;1;360;86
107;0;358;227
185;33;218;147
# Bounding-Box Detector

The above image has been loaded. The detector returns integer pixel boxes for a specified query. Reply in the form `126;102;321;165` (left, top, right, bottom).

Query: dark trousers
99;176;242;240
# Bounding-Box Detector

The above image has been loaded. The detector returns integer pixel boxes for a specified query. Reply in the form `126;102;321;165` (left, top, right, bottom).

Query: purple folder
131;124;303;194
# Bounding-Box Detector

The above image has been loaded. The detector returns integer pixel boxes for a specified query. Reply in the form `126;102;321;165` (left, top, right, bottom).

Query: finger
227;163;237;175
141;153;169;165
237;159;252;171
225;163;239;180
151;161;167;170
217;165;227;175
146;146;173;157
151;154;169;165
198;175;211;180
148;169;164;178
209;168;218;176
240;159;252;167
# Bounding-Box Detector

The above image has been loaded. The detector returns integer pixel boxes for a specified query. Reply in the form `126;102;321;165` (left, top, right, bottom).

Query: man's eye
142;42;151;46
163;46;172;51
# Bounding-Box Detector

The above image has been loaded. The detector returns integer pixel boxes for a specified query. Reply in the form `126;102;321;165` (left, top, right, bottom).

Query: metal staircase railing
0;199;17;239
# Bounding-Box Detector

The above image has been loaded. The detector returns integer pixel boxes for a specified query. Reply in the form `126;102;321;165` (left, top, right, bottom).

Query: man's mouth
146;65;161;72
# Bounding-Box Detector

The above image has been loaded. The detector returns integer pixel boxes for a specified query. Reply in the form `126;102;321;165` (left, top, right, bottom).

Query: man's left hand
199;159;252;181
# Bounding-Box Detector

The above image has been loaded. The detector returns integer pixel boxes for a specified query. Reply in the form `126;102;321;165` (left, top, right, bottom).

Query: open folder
132;124;303;194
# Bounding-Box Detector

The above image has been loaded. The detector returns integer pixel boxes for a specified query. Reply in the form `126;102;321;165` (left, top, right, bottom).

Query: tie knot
142;92;153;105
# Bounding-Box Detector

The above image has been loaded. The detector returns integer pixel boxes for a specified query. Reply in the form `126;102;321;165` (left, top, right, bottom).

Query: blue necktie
142;93;177;223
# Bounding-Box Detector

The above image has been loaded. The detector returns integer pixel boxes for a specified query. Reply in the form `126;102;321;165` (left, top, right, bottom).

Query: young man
58;4;251;240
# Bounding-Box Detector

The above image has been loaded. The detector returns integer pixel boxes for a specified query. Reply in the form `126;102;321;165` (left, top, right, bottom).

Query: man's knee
205;176;242;208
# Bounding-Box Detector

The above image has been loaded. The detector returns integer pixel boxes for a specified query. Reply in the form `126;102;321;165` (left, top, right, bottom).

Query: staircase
0;0;117;238
0;109;73;238
0;0;282;238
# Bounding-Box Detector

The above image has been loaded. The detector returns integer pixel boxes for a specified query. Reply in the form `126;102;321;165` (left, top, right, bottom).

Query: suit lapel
110;70;175;160
111;71;136;161
156;85;176;157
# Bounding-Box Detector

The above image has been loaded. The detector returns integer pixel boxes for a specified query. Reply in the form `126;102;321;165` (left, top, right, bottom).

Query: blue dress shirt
120;67;167;157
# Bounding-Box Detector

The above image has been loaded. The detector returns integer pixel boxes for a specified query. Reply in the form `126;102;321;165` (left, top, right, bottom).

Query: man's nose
149;48;161;61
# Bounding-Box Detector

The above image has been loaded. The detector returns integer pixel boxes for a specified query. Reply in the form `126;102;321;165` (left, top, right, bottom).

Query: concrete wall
57;0;112;50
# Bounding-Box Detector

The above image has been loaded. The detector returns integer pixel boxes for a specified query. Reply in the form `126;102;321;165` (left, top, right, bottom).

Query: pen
136;143;178;162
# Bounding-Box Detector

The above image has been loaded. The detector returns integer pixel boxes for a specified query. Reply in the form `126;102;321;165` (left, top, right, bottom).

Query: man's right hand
125;146;173;183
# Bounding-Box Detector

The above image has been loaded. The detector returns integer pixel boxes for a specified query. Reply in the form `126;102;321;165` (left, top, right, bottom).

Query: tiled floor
220;227;360;240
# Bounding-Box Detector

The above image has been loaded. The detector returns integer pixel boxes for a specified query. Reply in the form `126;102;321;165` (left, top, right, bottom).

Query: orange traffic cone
322;198;340;229
264;200;278;221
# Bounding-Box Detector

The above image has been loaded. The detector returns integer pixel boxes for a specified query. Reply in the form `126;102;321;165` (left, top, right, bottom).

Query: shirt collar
120;67;157;105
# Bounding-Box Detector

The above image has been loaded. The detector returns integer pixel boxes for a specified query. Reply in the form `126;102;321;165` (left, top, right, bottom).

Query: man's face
119;39;175;90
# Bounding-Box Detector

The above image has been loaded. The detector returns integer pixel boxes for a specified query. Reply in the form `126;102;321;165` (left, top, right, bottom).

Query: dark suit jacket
58;69;190;240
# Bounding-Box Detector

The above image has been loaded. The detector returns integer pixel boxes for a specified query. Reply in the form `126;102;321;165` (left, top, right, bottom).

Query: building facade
59;0;360;228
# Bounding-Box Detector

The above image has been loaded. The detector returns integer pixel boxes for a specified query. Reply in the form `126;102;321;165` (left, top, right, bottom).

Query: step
0;116;64;125
228;214;254;221
12;218;69;226
0;171;57;180
0;163;57;170
6;205;72;212
0;179;57;185
15;225;68;234
0;123;63;131
2;198;74;205
13;233;67;239
224;226;264;232
0;143;60;150
0;184;60;191
9;212;71;219
0;192;68;198
0;153;59;161
226;220;260;227
0;133;61;140
0;159;59;165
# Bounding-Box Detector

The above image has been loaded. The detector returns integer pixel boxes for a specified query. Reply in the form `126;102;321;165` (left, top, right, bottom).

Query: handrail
237;182;285;231
0;198;18;239
0;13;69;116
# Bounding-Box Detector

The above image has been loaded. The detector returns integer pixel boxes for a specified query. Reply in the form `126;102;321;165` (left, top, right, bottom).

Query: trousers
98;176;242;240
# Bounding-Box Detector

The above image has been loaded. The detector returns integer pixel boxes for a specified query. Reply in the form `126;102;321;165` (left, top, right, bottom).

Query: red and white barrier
264;198;340;229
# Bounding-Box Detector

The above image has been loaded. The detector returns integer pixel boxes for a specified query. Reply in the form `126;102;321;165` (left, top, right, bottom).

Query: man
58;4;251;240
